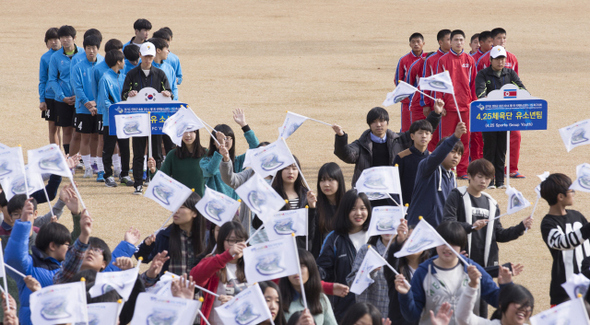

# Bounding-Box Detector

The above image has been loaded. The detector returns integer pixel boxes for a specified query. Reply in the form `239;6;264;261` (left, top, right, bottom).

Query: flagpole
402;81;436;101
245;225;265;245
292;235;308;310
420;217;470;266
194;284;220;297
17;146;29;199
147;112;153;161
198;310;212;325
69;177;87;210
154;210;175;235
386;193;401;207
506;131;511;188
526;196;541;234
307;118;332;127
199;118;221;147
305;206;309;251
42;186;55;219
370;246;411;288
382;235;394;258
4;264;25;278
210;244;217;255
451;93;463;123
280;138;311;190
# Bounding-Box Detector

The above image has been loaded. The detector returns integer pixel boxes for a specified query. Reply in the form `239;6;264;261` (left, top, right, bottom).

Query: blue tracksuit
124;60;139;75
48;46;84;102
70;51;103;70
97;68;125;127
71;56;104;114
166;51;183;85
91;60;109;100
39;49;58;102
153;60;178;100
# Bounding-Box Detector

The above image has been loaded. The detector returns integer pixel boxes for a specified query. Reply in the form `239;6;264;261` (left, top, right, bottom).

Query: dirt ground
1;0;590;313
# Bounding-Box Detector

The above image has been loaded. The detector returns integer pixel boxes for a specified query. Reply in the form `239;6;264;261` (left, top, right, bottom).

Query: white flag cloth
0;142;8;150
367;206;404;237
530;297;590;325
235;174;286;223
144;171;194;212
0;166;45;201
503;186;532;216
265;208;308;241
535;171;550;196
130;293;200;325
570;163;590;193
145;272;176;297
419;70;454;94
195;186;241;227
86;302;121;325
162;106;205;146
243;138;296;178
395;218;446;258
350;247;387;295
279;111;309;140
0;147;24;180
383;81;417;107
561;273;590;301
244;237;299;284
88;266;139;301
214;283;273;325
355;166;402;196
559;119;590;152
114;113;151;139
30;282;88;325
27;144;72;178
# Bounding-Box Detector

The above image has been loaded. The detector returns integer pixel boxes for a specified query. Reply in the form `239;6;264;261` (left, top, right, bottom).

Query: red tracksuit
420;49;447;147
475;50;521;174
468;49;487;161
435;49;476;176
407;56;428;123
395;51;426;131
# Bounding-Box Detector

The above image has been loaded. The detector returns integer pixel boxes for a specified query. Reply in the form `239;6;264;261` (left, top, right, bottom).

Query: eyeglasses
513;303;532;314
565;189;576;196
225;238;243;245
88;247;104;254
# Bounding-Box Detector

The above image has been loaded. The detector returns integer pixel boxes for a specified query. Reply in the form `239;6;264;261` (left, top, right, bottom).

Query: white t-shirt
432;262;464;294
349;230;368;252
142;69;150;77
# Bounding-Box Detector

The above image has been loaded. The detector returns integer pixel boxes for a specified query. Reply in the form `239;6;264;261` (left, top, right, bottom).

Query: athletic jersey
96;68;125;127
470;48;486;66
436;49;476;112
71;56;104;114
407;56;427;112
39;48;58;102
420;49;446;108
476;50;519;74
124;61;139;76
91;61;110;100
48;46;84;102
152;61;179;100
165;51;183;85
71;51;104;71
395;51;426;105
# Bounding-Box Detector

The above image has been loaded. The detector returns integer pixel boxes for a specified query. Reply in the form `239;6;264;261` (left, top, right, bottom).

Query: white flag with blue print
195;186;241;227
0;165;45;201
162;106;205;146
419;70;454;94
279;111;309;140
570;163;590;193
130;293;200;325
89;263;140;301
503;186;532;216
559;119;590;152
243;237;299;284
235;173;286;223
144;171;194;212
114;113;151;139
27;144;73;178
350;246;387;295
395;218;446;258
265;208;308;241
214;283;273;325
30;281;88;325
355;166;402;199
367;206;404;237
0;147;25;181
383;81;417;107
530;296;590;325
243;138;296;178
86;302;122;325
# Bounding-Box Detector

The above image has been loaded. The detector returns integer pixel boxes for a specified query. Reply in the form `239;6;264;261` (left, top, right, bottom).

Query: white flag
28;144;73;178
87;302;121;325
243;237;299;284
243;138;296;178
114;113;151;139
383;81;417;107
562;273;590;301
30;282;88;325
570;163;590;193
145;272;176;297
144;171;193;212
130;293;200;325
215;283;273;325
419;70;454;94
559;119;590;152
0;142;8;150
235;174;286;223
279;111;309;140
0;166;46;201
367;206;404;237
530;297;590;325
265;208;308;241
395;218;446;258
0;147;24;181
88;266;139;301
355;166;402;197
504;186;531;216
350;246;387;295
162;106;205;146
195;186;241;227
535;171;550;196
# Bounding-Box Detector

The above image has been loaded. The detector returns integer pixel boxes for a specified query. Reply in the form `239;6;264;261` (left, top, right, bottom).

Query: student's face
436;244;460;264
369;119;388;138
354;314;373;325
491;57;506;71
559;190;576;206
348;198;368;231
264;287;280;321
468;173;492;192
60;36;74;50
469;39;479;52
493;33;507;47
381;233;393;244
288;264;309;286
319;177;339;197
182;131;197;146
47;38;61;51
140;55;154;68
410;130;432;147
504;302;531;325
223;231;244;252
173;206;196;226
480;37;494;52
82;246;106;271
135;29;150;42
158;47;170;60
409;37;424;53
85;45;98;62
441;149;461;170
439;34;451;52
9;209;38;225
116;60;125;70
53;242;70;262
281;164;299;185
451;34;465;53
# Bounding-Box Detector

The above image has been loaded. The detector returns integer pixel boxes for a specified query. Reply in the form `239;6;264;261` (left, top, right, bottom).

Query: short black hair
123;45;140;62
409;119;433;134
83;35;101;49
35;222;71;252
340;302;383;325
133;19;152;31
467;159;494;179
152;29;171;41
89;237;112;268
491;27;507;39
7;195;37;216
83;28;102;44
148;37;168;50
366;107;389;126
161;27;173;38
57;25;76;38
409;33;424;42
44;27;59;43
450;29;466;40
436;136;465;156
104;39;123;52
105;49;125;68
436;29;451;41
470;33;480;43
479;31;492;42
436;221;467;248
540;173;572;206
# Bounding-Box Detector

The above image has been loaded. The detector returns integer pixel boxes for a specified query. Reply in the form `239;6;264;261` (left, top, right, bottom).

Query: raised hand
144;234;156;246
454;122;467;139
396;219;409;243
467;265;481;288
113;257;135;270
232;108;247;127
229;242;247;259
146;250;170;279
394;274;410;294
523;215;534;230
60;183;80;215
332;124;344;136
511;263;524;277
124;227;141;245
430;302;453;325
306;190;317;209
147;157;157;173
498;265;514;285
432;99;445;115
332;283;349;297
79;209;93;244
171;274;196;300
24;276;41;293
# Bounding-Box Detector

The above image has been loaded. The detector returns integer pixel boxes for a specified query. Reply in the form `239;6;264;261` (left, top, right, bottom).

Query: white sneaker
83;168;93;178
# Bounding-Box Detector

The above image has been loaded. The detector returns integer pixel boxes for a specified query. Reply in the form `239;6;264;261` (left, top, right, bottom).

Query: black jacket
475;66;526;99
121;65;172;100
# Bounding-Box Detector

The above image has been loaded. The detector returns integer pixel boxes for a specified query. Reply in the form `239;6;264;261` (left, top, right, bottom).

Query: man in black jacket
475;45;526;188
121;41;172;195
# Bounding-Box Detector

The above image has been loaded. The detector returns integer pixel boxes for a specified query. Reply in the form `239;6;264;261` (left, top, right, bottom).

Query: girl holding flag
259;281;287;325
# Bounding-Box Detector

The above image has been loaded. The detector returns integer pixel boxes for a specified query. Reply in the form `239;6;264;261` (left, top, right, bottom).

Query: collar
437;48;446;55
478;48;486;55
410;146;428;155
449;48;464;56
411;50;423;58
370;132;387;143
1;221;12;232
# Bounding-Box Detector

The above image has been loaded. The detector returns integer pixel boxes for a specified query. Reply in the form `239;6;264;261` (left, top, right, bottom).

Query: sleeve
175;61;183;85
509;70;526;90
443;190;472;233
419;135;459;177
91;67;100;100
316;234;337;282
30;174;61;204
398;267;427;322
134;239;157;263
139;271;159;288
39;56;48;102
53;238;89;284
394;57;403;86
33;199;66;228
72;65;89;106
346;245;367;286
540;214;590;251
494;208;526;243
321;281;334;295
321;294;338;325
424;111;442;132
199;152;223;178
456;285;492;325
70;212;82;243
4;221;34;277
48;55;65;102
333;134;360;164
190;250;234;287
219;160;253;189
104;241;137;272
475;70;488;99
97;78;113;113
243;127;260;149
121;73;133;101
159;72;172;97
477;262;501;308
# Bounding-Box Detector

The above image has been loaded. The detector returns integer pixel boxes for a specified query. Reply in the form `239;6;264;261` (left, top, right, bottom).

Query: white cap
490;46;507;59
139;42;156;57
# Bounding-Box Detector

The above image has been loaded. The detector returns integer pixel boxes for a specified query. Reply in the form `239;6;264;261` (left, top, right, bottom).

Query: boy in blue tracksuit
123;45;140;75
48;25;84;155
150;38;179;100
70;28;103;69
91;39;124;100
39;27;61;145
406;121;466;227
153;28;183;85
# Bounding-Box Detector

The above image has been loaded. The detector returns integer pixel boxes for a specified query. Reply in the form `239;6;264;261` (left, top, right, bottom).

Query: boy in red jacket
395;33;427;132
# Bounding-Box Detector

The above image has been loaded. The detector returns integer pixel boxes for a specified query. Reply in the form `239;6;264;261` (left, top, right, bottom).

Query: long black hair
168;192;206;266
207;124;236;162
279;249;324;315
259;281;287;325
215;221;248;283
333;190;372;235
272;155;308;210
490;283;534;320
316;162;346;235
175;129;206;159
340;302;382;325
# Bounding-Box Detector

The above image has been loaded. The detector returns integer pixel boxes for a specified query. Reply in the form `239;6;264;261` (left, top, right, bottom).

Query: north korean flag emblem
503;89;517;98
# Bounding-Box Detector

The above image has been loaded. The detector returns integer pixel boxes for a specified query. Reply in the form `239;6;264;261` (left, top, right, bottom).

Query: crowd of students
0;18;583;325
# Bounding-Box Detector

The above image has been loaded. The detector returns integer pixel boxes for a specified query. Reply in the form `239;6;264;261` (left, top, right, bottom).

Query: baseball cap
139;42;156;57
490;46;507;59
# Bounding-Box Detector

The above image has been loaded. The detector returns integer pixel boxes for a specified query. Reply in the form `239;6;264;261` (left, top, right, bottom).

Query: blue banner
470;98;548;132
108;102;187;136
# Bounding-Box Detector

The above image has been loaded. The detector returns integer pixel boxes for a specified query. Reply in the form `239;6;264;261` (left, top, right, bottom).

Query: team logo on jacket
152;185;174;205
273;217;296;235
38;153;66;172
260;153;284;171
462;63;470;68
234;302;260;325
145;92;157;102
571;128;589;145
123;121;141;135
248;191;267;214
146;309;177;325
205;200;225;221
255;253;285;275
40;298;70;320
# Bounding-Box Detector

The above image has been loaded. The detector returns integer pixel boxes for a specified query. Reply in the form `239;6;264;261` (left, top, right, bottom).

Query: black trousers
101;126;130;179
132;135;163;187
482;131;507;186
162;134;176;155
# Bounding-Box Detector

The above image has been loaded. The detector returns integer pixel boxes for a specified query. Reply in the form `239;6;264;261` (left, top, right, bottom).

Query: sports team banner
0;165;45;201
89;264;140;301
395;218;446;258
243;237;299;284
279;111;309;140
355;166;402;202
0;147;25;181
561;273;590;301
243;138;296;178
27;144;73;178
195;186;241;227
382;81;416;107
214;283;273;325
144;171;194;212
501;186;532;217
366;206;404;237
86;302;121;325
162;106;206;146
130;293;200;325
570;163;590;193
235;174;286;223
114;113;151;139
265;208;308;241
419;70;454;94
30;281;88;325
350;246;387;295
530;296;590;325
559;119;590;152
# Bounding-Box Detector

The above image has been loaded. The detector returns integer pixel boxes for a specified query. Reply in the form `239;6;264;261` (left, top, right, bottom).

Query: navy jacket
135;225;172;277
393;146;429;206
